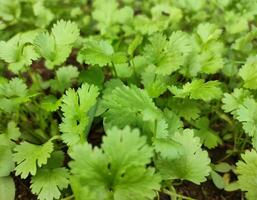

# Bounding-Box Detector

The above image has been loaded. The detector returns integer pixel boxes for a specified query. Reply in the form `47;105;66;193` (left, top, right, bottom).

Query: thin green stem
215;110;233;126
61;195;74;200
235;131;244;151
163;189;196;200
156;191;160;200
111;62;117;77
240;135;249;151
217;150;237;162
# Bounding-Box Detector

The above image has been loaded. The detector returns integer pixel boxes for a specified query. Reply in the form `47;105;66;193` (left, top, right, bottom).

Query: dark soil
31;60;54;81
175;181;243;200
13;175;36;200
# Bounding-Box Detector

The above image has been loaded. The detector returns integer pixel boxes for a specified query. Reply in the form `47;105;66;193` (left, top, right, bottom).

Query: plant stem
217;150;237;162
215;110;233;126
156;191;160;200
61;195;74;200
111;62;117;77
163;189;197;200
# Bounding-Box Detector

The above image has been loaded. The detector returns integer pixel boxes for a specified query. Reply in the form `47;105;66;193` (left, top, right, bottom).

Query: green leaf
13;139;54;178
0;121;20;176
0;40;19;63
181;22;223;76
5;121;21;142
40;95;61;112
0;0;21;22
210;170;225;189
51;20;80;45
111;52;127;64
0;34;38;73
81;39;114;66
0;78;31;113
0;147;14;177
70;177;98;200
102;84;162;128
156;129;211;184
69;126;160;200
169;79;222;102
236;98;257;137
239;56;257;89
152;118;183;160
128;35;143;56
31;168;70;200
50;65;79;92
32;1;54;27
0;78;27;98
114;63;133;78
92;0;133;35
194;117;222;149
233;27;257;53
45;151;65;169
163;109;183;134
0;176;15;200
224;182;240;192
60;83;99;146
196;23;222;43
79;67;104;88
34;32;55;61
153;138;182;160
236;150;257;200
141;65;169;98
143;32;191;75
33;20;79;68
167;98;201;120
222;88;251;114
213;162;231;173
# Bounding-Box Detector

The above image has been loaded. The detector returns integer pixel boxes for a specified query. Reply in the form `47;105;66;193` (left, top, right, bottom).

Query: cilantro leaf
181;23;223;76
92;0;133;36
80;38;127;67
236;98;257;137
51;20;80;45
33;20;79;68
156;129;211;184
70;178;98;200
33;32;55;61
222;88;251;115
236;150;257;200
78;66;104;89
60;83;99;146
141;65;169;98
31;168;70;200
0;147;14;177
81;39;114;66
50;65;79;92
0;78;32;113
167;98;201;120
143;32;191;75
69;126;160;200
194;117;222;149
169;79;222;102
13;139;54;178
0;0;21;22
102;84;162;129
196;23;222;43
0;121;20;176
0;176;15;200
0;35;38;73
153;124;183;160
239;56;257;89
40;95;61;112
